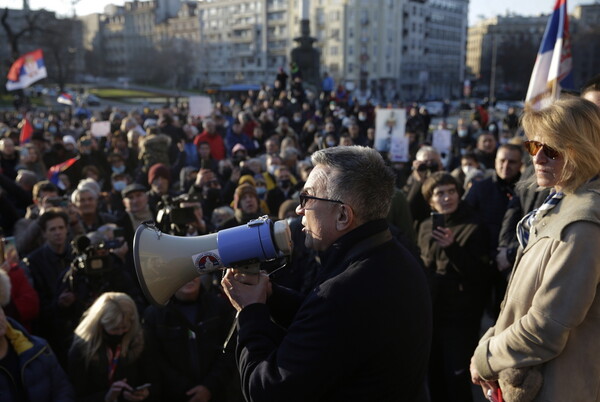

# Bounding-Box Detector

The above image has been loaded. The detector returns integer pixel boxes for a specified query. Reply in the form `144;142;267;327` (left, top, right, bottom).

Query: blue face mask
113;180;127;192
256;186;266;196
112;165;126;174
458;129;468;138
48;126;58;134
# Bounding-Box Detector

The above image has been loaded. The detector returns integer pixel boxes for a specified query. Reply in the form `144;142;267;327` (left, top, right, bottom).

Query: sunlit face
76;191;98;215
295;165;340;251
44;217;68;249
478;134;496;153
495;148;522;181
531;136;565;190
123;191;148;214
240;193;258;214
429;184;459;215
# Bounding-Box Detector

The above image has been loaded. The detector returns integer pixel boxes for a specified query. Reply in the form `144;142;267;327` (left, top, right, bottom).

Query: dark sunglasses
523;140;561;160
299;192;343;208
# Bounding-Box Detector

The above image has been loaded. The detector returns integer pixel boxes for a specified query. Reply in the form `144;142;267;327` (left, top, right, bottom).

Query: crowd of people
0;69;599;401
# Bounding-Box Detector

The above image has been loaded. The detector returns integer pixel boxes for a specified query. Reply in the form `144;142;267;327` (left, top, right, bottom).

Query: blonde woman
470;97;600;401
68;292;155;402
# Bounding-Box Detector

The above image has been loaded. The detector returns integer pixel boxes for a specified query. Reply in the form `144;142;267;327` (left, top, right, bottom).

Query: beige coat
473;179;600;401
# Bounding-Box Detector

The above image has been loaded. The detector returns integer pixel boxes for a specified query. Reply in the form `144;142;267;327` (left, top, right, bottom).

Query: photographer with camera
54;229;144;365
155;193;214;237
402;145;444;233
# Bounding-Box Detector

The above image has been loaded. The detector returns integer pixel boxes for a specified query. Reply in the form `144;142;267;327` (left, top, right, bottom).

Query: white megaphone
133;216;293;306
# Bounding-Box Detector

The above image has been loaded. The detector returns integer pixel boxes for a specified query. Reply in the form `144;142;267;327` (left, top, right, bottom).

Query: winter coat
236;219;432;401
473;179;600;401
0;318;74;401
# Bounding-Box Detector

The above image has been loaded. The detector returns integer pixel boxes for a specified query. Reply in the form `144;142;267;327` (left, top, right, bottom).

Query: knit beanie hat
0;269;11;307
233;183;258;209
148;163;171;185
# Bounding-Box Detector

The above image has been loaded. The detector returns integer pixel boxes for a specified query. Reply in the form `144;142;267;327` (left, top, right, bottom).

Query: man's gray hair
311;146;395;222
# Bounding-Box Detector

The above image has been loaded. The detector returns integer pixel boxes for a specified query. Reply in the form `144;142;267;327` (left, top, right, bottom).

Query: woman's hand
470;358;499;400
432;227;454;248
123;386;150;401
105;379;132;402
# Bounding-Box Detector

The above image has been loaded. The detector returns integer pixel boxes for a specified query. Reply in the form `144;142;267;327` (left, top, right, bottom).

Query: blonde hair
71;292;143;369
522;97;600;193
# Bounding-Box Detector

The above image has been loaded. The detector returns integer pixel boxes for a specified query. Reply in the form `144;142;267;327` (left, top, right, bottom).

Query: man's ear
335;204;354;231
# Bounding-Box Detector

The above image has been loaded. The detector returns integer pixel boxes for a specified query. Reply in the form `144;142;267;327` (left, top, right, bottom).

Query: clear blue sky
4;0;599;24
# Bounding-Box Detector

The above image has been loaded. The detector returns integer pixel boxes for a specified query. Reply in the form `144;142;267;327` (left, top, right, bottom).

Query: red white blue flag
47;157;79;186
19;118;34;144
525;0;573;110
6;49;48;91
57;92;75;106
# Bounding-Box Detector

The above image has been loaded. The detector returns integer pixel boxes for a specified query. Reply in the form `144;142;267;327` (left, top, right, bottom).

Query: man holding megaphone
221;146;432;401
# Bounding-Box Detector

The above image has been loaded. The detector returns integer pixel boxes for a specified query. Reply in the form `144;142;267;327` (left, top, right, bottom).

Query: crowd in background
0;68;599;402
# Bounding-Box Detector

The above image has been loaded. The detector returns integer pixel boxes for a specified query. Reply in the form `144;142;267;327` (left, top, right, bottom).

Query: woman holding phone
471;98;600;401
68;292;156;402
418;171;490;402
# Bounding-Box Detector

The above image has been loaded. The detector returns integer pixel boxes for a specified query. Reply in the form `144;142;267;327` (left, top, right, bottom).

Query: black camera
71;235;113;275
156;194;200;235
416;161;439;173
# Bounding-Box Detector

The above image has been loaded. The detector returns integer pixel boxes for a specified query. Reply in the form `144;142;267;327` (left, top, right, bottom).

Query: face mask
293;117;302;123
326;140;336;147
103;330;124;349
48;126;58;134
113;180;127;192
112;165;126;174
499;137;509;145
34;123;43;130
279;179;291;189
256;186;266;196
458;129;468;138
462;165;476;175
307;124;316;131
358;114;367;121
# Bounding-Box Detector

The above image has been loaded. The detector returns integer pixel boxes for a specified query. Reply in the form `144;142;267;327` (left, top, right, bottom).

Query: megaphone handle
222;311;239;353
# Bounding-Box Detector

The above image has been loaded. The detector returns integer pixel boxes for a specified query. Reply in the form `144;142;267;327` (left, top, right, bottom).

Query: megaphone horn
133;216;292;306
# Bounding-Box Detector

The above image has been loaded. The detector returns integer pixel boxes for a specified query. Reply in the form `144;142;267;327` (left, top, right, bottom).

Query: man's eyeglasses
523;140;561;160
299;192;343;208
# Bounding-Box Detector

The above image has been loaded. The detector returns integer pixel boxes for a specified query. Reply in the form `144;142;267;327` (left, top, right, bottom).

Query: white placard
189;96;213;117
375;108;406;153
389;136;410;162
91;121;111;137
431;129;452;157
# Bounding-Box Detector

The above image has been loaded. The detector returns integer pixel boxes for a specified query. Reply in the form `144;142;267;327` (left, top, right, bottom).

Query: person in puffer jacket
0;269;74;401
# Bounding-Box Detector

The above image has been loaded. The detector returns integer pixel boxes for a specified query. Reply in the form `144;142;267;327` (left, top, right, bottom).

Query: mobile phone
134;383;151;391
431;212;445;231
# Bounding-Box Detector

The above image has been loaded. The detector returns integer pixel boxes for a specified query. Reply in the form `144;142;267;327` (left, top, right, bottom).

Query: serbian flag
6;49;48;91
47;157;79;186
57;93;75;106
19;118;34;144
525;0;573;110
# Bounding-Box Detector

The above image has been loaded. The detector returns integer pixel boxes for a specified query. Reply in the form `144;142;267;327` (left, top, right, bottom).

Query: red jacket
193;131;226;161
5;263;39;331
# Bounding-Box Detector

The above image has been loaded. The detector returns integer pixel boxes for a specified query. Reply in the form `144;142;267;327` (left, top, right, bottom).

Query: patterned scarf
516;190;564;249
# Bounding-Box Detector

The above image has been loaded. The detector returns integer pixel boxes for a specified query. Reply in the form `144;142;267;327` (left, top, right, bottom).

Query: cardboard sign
90;121;111;137
375;108;406;155
189;96;213;117
432;129;452;158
